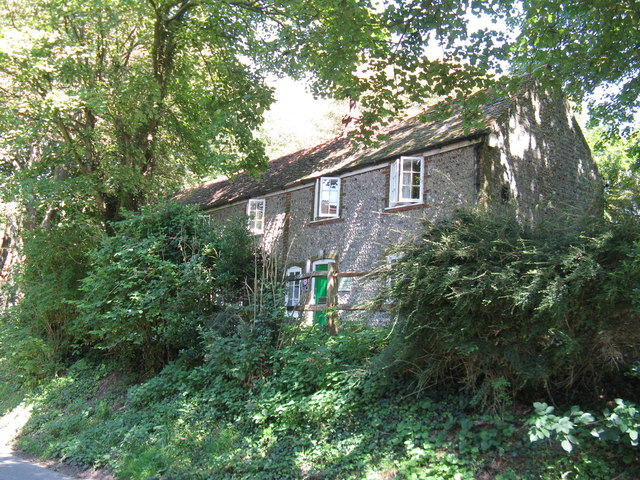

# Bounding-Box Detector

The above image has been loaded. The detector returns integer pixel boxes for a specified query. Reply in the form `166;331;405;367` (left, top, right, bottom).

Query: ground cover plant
11;321;639;480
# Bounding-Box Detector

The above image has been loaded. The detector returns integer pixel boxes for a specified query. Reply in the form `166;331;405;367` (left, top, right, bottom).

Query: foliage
0;0;270;224
72;202;254;372
586;126;640;218
0;0;509;228
15;322;639;480
528;399;640;454
0;340;27;415
0;319;58;385
2;2;640;476
375;208;640;408
0;221;101;382
508;0;640;130
0;0;638;232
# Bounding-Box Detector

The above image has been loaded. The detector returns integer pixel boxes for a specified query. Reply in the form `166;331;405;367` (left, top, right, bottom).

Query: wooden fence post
326;263;338;334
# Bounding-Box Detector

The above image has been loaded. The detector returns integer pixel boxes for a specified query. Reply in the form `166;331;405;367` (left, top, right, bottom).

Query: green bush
15;322;640;480
1;221;101;382
72;202;255;372
376;209;640;407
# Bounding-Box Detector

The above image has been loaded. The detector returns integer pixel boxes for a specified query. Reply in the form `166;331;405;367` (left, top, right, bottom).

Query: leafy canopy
509;0;640;131
0;0;510;225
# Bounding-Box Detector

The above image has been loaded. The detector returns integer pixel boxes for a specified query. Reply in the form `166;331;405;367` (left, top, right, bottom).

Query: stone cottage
175;84;602;325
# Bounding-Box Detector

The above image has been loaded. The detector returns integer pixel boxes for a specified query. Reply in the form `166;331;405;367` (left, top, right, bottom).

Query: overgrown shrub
1;221;101;381
72;202;255;372
18;324;638;479
376;209;640;407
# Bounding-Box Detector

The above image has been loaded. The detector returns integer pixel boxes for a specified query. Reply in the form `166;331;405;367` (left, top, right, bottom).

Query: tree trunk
0;202;24;309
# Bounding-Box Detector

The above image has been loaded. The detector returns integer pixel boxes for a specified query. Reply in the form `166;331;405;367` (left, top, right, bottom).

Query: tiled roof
174;96;510;210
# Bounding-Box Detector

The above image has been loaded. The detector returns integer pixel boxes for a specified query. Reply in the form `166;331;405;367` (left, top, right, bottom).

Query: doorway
312;259;335;325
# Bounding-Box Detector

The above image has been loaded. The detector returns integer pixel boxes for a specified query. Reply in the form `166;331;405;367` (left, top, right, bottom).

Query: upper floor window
247;198;265;234
314;177;341;219
389;156;424;207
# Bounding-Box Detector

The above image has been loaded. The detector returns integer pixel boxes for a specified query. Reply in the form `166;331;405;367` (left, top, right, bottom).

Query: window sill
308;217;343;226
382;202;428;214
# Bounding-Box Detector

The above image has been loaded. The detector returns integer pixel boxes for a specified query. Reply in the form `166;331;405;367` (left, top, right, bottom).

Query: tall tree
1;0;273;225
0;0;508;227
509;0;640;131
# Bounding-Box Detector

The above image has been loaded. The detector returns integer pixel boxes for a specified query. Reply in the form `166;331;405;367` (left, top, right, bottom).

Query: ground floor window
285;266;302;317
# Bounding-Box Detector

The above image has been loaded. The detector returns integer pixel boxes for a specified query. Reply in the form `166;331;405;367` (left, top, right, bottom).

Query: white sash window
389;156;424;207
314;177;341;219
247;199;265;234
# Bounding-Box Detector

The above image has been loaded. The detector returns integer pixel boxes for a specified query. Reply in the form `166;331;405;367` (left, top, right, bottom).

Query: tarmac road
0;403;74;480
0;446;73;480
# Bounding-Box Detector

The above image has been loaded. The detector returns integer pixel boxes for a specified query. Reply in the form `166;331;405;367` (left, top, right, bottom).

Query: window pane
317;177;340;217
293;281;300;303
411;171;421;199
397;157;423;202
402;172;412;187
248;199;265;232
286;268;302;306
287;280;301;305
404;158;420;173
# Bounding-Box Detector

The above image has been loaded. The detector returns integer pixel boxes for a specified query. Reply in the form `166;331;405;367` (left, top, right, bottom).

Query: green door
313;263;329;325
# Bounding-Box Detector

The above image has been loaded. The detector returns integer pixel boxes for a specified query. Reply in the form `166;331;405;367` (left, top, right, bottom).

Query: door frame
311;259;336;324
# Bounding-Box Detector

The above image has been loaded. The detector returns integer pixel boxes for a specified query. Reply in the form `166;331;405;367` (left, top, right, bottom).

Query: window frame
246;198;266;234
285;266;303;317
389;156;424;207
285;266;302;306
314;177;341;219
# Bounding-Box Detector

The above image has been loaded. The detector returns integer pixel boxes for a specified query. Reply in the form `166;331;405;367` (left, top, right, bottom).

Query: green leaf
561;439;573;452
